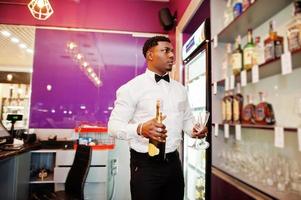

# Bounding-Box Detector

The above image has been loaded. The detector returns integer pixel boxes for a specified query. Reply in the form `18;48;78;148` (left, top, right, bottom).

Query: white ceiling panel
0;24;35;71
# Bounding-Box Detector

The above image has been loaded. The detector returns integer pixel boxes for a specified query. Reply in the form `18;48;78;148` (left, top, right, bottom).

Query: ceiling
0;24;35;72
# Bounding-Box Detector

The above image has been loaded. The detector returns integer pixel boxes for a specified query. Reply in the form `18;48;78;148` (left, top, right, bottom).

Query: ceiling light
1;30;11;37
67;41;77;50
87;67;93;73
76;53;83;60
46;84;52;91
26;49;34;54
11;37;19;43
28;0;54;20
7;74;13;81
19;43;27;49
82;61;89;68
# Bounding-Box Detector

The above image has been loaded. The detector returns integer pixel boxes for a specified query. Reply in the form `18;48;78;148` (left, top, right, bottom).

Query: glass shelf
212;123;298;132
217;0;293;43
213;48;301;87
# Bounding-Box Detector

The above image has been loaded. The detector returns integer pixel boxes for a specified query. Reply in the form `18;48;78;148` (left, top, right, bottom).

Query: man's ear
146;51;153;61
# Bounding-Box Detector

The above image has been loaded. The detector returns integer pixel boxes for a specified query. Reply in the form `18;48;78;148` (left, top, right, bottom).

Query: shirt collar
145;69;169;83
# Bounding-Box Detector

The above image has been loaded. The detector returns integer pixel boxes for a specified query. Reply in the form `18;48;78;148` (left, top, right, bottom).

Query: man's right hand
139;116;167;142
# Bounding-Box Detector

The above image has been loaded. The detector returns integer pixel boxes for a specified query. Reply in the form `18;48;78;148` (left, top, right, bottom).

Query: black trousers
130;149;184;200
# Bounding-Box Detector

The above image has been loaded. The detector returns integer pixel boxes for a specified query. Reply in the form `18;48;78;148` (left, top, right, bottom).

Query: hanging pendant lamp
28;0;54;20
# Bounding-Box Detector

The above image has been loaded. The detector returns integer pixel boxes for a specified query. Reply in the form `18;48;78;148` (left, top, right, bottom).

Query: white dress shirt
108;69;194;153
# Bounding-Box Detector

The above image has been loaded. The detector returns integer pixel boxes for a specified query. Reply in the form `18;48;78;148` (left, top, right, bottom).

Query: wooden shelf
30;173;54;184
214;48;301;87
212;123;298;132
217;0;293;43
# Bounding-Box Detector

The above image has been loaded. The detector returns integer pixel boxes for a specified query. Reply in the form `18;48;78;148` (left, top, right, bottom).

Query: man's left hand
192;126;208;138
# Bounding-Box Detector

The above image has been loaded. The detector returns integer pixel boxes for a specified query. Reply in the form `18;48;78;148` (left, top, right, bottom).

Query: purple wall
0;0;169;33
30;29;146;128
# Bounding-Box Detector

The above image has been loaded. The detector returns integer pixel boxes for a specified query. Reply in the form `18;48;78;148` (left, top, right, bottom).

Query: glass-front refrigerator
182;19;211;200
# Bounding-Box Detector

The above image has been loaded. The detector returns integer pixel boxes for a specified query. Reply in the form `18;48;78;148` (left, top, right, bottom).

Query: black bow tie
155;74;170;83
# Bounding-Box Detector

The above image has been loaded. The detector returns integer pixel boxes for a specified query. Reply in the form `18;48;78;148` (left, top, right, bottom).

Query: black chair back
65;144;92;199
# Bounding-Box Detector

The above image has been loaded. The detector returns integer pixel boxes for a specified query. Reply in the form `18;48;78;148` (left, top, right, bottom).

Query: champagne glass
190;110;210;150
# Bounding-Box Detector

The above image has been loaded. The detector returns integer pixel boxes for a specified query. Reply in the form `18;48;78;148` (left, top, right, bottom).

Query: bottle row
221;84;275;125
224;0;255;27
222;0;301;77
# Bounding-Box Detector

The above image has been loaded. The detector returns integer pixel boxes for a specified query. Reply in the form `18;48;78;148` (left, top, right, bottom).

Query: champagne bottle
148;100;166;160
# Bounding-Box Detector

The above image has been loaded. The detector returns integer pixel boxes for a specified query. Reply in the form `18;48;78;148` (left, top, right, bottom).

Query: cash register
0;114;23;150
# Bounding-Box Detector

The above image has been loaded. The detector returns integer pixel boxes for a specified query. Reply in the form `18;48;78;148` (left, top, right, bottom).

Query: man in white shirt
108;36;208;200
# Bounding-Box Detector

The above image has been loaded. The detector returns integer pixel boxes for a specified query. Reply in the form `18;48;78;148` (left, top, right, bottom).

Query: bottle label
148;143;159;156
233;99;239;121
275;41;283;58
226;99;232;121
244;47;254;66
222;101;226;121
288;31;301;51
232;53;242;72
264;42;275;61
255;106;265;122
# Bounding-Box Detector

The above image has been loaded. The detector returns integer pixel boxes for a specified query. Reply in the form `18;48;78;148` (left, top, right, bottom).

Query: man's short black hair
142;36;171;58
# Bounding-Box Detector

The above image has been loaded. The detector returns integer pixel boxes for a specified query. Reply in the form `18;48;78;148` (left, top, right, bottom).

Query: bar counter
0;142;41;200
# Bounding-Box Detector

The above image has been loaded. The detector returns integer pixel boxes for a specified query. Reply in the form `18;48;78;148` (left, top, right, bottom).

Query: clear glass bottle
224;0;234;27
254;36;265;65
243;29;255;70
264;21;284;62
222;43;232;78
287;0;301;52
231;35;243;75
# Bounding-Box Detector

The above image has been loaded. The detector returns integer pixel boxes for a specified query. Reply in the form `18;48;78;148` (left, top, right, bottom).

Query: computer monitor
0;122;12;145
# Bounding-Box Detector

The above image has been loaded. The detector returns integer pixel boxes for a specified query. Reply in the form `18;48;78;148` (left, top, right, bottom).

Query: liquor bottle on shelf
222;92;228;123
242;95;255;124
254;92;276;125
233;83;244;124
264;21;284;62
225;91;234;123
148;99;166;160
287;0;301;52
254;36;265;65
243;29;256;70
222;43;232;78
231;35;243;75
224;0;234;27
233;0;243;18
